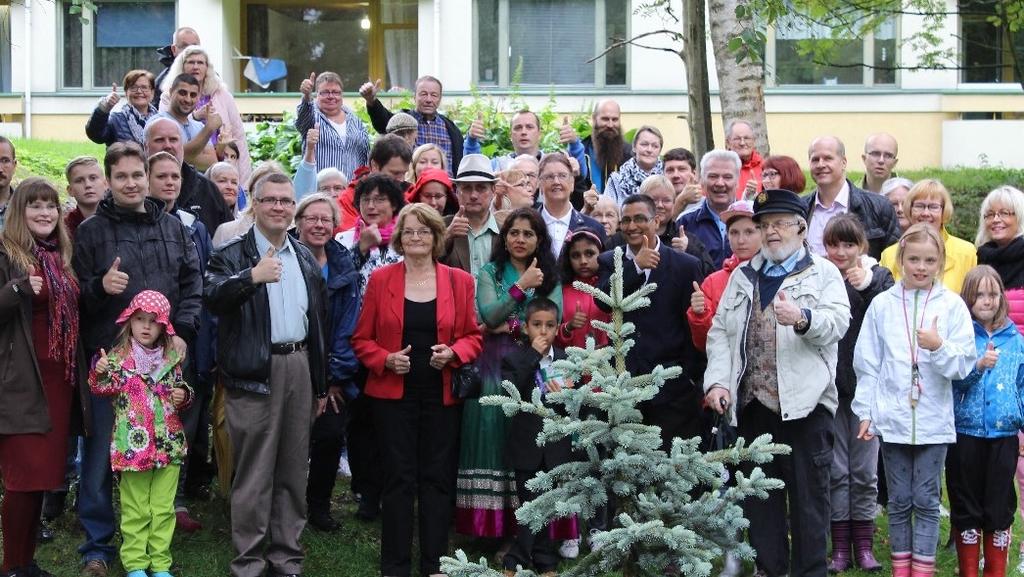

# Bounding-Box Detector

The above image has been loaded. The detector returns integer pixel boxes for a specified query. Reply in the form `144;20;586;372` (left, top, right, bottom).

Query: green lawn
26;475;1024;577
10;138;105;191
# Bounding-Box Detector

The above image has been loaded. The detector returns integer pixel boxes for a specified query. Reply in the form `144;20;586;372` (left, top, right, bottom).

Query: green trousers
119;465;179;573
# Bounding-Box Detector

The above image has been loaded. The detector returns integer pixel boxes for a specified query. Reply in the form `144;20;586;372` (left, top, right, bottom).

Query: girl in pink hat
88;290;193;577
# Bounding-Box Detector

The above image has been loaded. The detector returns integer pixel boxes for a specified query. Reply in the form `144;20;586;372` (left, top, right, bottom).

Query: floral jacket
88;351;193;472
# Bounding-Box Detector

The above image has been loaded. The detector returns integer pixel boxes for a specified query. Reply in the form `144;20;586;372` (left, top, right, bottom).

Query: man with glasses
677;150;742;269
205;173;329;577
705;188;850;577
295;71;370;183
805;135;900;258
861;133;900;193
596;193;704;450
0;136;17;231
441;154;499;276
725;119;764;200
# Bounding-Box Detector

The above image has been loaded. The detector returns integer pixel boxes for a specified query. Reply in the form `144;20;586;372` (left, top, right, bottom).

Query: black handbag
448;268;483;399
701;398;738;452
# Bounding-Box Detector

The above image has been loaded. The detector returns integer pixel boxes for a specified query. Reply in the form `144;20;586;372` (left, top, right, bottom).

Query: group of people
1;25;1024;577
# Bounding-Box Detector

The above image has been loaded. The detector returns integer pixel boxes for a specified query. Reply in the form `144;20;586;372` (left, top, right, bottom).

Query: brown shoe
80;560;108;577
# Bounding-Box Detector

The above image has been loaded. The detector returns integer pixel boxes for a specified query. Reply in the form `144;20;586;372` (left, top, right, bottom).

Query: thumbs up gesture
251;247;283;284
845;258;867;288
387;344;413;374
446;206;470;240
634;236;660;270
358;223;383;255
773;291;802;326
568;300;587;330
978;341;1000;370
27;266;43;295
359;78;382;104
300;72;317;100
304;122;320;163
671;225;689;253
583;185;599;213
468;113;485;141
690;280;706;314
916;316;943;351
205;104;223;131
102;83;121;112
558;115;578;145
95;348;110;375
518;257;544;290
102;257;129;295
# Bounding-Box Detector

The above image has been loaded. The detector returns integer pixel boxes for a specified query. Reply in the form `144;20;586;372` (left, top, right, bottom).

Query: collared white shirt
808;180;850;256
542;206;573;259
625;237;661;282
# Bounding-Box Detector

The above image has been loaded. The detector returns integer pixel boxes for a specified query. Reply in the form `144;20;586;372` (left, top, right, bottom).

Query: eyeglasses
402;228;432;238
128;85;152;93
761;169;780;179
359;195;391;206
866;151;897;161
300;215;333;225
911;202;943;213
619;215;651;226
757;220;800;232
984;209;1016;221
729;136;754;143
541;173;572;182
318;90;342;98
257;196;296;207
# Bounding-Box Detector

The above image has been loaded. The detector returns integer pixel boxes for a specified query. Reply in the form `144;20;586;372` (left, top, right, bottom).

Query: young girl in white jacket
852;223;977;577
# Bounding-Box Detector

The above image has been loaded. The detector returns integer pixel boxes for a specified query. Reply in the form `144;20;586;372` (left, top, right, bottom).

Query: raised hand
102;257;129;295
773;291;802;326
916;316;943;351
518;257;544;290
634;237;660;270
358;223;383;255
446;207;470;240
206;105;223;131
671;225;689;253
583;185;599;213
386;345;413;374
468;113;485;141
359;78;382;104
845;258;867;288
690;281;706;315
102;83;121;112
27;266;43;295
743;179;758;199
558;116;578;145
300;72;317;100
193;103;209;122
304;122;320;162
568;301;587;330
95;348;110;375
251;247;282;284
977;341;999;371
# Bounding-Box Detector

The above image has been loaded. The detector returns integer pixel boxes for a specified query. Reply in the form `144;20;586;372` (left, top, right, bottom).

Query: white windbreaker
852;280;976;445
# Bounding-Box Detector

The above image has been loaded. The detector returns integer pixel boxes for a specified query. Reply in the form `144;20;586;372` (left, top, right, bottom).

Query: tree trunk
683;0;714;158
707;0;770;156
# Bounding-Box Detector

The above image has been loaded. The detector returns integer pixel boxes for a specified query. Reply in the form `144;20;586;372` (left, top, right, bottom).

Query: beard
593;126;625;177
762;237;804;263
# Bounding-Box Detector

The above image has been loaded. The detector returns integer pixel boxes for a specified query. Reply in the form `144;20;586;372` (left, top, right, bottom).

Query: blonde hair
896;222;946;280
295;193;340;229
408;144;448;182
960;265;1009;329
975;185;1024;247
160;45;223;97
391;203;446;260
904;179;953;226
0;178;75;279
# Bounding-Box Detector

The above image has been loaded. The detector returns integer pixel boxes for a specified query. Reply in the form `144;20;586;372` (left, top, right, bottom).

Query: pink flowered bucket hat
115;290;176;336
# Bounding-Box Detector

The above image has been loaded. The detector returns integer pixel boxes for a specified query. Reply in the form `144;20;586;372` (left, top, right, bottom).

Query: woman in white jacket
852;223;976;577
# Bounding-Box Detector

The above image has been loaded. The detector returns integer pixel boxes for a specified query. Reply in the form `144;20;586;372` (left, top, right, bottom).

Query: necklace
407;273;435;287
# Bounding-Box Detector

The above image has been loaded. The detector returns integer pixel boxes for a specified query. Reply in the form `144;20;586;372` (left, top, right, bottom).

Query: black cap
753;188;806;220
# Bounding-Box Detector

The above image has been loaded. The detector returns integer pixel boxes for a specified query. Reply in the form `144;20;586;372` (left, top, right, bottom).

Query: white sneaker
337;456;352;477
719;551;742;577
559;538;579;559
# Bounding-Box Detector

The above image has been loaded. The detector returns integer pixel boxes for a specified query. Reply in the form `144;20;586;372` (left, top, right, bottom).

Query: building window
61;0;175;90
244;0;416;93
475;0;628;88
960;0;1024;83
768;15;897;87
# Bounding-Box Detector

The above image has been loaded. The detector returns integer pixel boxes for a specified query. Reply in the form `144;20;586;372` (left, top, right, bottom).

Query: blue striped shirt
295;101;370;182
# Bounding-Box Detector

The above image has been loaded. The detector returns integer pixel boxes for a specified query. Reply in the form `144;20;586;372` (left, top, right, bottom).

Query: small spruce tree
441;248;790;577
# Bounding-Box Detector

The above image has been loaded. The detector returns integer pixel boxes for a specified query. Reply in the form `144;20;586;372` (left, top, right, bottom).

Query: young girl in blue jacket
949;265;1024;577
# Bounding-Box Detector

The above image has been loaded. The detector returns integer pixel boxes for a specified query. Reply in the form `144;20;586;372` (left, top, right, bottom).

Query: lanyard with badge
901;284;933;408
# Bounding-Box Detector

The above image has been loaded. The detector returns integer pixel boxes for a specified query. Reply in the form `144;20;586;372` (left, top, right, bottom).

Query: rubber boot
828;520;852;572
910;556;936;577
957;528;982;577
892;552;912;577
851;519;882;571
983;529;1011;577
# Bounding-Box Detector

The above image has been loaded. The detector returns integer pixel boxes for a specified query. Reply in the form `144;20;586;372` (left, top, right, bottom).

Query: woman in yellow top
879;179;977;293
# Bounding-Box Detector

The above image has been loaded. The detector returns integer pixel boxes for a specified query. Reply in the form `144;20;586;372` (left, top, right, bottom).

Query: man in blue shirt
677;150;741;269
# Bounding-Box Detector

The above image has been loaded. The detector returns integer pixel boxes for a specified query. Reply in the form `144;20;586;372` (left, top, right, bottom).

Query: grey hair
316;167;348;189
976;185;1024;247
205;161;237;181
295;192;340;228
252;172;293;199
638;174;674;196
724;119;753;139
699;150;741;175
880;177;914;198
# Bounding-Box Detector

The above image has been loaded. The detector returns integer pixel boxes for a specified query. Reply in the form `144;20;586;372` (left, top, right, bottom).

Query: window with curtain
476;0;628;88
959;0;1024;83
61;0;174;90
771;14;897;86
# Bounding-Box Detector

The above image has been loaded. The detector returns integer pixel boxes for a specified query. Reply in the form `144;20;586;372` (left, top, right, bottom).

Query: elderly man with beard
676;150;741;269
583;100;632;193
705;188;850;577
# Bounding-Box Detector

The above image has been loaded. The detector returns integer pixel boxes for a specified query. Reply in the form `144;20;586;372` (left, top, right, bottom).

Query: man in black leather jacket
204;173;327;577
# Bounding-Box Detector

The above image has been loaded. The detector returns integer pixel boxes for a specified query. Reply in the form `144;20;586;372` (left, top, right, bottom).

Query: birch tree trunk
684;0;714;158
707;0;770;155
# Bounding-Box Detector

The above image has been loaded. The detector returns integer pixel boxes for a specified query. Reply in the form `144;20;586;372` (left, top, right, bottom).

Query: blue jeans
881;442;947;558
78;392;116;563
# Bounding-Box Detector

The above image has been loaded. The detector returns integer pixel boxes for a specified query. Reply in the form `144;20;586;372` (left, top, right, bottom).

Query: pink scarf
353;216;397;248
131;338;165;377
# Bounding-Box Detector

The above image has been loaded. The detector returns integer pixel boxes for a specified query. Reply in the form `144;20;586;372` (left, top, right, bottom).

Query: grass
11;138;105;191
26;472;1024;577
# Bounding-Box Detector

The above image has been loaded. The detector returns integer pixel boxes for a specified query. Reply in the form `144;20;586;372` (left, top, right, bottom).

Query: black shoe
41;490;67;521
354;497;379;521
37;520;56;543
307;511;341;532
24;562;55;577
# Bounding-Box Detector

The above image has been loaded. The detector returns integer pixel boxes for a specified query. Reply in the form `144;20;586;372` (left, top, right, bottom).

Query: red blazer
352;261;483;405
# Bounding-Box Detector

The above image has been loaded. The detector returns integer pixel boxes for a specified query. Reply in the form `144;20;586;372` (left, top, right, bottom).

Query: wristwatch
794;310;809;332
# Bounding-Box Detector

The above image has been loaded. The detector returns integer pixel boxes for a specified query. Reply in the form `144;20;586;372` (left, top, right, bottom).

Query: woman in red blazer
352;202;482;577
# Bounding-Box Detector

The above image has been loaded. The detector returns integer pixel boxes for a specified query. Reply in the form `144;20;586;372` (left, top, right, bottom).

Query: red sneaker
175;509;202;533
